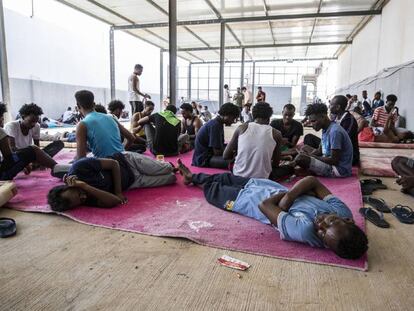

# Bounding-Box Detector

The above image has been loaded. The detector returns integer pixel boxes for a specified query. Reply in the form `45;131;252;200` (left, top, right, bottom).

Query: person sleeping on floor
177;160;368;260
47;152;177;211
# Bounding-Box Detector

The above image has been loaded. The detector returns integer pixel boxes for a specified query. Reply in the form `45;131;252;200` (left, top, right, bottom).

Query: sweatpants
192;172;249;208
122;151;176;189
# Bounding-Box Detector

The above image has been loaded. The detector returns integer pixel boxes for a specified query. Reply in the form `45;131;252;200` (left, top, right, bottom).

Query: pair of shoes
360;201;414;228
360;178;387;195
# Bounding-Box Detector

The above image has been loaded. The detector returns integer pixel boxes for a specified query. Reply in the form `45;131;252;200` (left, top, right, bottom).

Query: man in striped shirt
371;94;398;128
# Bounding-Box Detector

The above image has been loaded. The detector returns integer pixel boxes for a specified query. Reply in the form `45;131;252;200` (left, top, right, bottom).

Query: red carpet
6;150;367;271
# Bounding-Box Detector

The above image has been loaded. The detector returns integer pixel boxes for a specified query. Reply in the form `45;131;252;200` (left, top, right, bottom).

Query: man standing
372;91;385;110
241;86;252;107
223;84;232;103
361;90;372;117
128;64;151;115
233;87;244;109
256;86;266;102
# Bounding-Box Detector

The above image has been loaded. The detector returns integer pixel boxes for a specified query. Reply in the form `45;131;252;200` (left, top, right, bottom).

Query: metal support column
240;47;245;88
251;61;256;101
218;22;225;107
188;63;191;101
169;0;177;105
160;49;164;109
109;27;116;100
0;0;11;121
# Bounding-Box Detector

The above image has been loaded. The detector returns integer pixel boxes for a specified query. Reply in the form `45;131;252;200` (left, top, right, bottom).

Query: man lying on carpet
293;103;353;178
47;152;177;211
177;160;368;259
0;103;63;180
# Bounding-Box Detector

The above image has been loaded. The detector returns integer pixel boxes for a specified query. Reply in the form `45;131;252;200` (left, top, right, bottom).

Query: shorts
0;146;37;180
309;157;341;177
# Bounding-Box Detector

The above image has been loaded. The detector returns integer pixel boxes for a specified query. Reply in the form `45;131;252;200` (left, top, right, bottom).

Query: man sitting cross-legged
192;103;240;169
137;105;188;156
47;152;177;211
180;103;202;149
5;103;64;159
223;102;282;179
75;90;133;159
293;103;353;178
270;103;303;157
108;99;146;154
177;160;367;259
130;100;155;140
0;103;63;180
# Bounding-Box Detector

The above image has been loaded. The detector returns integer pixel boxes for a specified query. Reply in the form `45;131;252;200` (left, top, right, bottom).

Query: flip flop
359;208;390;228
391;205;414;224
360;179;387;195
363;196;391;213
0;218;17;238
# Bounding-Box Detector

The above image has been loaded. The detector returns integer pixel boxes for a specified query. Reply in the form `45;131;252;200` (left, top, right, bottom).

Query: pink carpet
6;150;367;271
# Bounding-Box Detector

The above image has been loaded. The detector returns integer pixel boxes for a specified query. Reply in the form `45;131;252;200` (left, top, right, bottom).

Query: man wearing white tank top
128;64;151;115
223;102;283;179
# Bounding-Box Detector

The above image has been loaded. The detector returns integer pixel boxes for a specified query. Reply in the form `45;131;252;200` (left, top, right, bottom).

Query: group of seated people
2;88;414;262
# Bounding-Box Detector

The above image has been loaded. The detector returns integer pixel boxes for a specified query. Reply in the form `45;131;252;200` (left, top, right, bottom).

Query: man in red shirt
256;86;266;103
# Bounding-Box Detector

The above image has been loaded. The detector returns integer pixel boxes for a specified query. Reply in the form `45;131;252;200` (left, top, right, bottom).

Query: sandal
359;208;390;228
360;179;387;195
391;205;414;224
363;196;391;213
0;218;17;238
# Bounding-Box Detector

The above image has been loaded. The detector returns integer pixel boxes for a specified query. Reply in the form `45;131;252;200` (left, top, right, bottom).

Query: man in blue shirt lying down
177;160;368;260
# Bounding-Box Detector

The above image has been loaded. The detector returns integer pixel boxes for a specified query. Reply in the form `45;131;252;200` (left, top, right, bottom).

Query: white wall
2;0;187;117
331;0;414;130
336;0;414;87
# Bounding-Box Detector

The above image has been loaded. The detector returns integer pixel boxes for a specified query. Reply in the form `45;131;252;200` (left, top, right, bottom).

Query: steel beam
113;10;382;30
0;0;10;120
218;22;225;107
109;27;116;100
172;40;351;52
160;49;164;109
305;0;323;57
240;48;245;88
190;57;337;64
169;0;177;106
251;61;256;100
188;63;192;101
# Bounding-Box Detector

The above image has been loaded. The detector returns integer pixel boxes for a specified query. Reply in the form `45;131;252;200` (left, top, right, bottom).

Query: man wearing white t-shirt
128;64;151;115
4;103;63;159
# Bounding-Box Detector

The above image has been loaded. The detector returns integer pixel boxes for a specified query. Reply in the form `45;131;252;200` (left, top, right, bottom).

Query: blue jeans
0;146;36;180
192;173;249;209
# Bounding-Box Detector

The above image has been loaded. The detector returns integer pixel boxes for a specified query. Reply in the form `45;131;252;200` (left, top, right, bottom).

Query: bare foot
177;159;193;185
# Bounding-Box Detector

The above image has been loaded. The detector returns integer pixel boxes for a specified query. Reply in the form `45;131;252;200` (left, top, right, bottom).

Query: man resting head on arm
178;160;367;260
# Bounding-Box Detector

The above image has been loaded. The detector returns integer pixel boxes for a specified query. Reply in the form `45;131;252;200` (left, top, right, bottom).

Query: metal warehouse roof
56;0;387;62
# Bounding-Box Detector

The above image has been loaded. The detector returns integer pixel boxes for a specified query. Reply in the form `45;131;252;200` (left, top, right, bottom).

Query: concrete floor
1;126;414;310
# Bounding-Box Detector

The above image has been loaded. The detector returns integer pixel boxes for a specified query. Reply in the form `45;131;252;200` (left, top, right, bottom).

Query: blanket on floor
6;150;367;271
359;141;414;149
360;148;413;177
